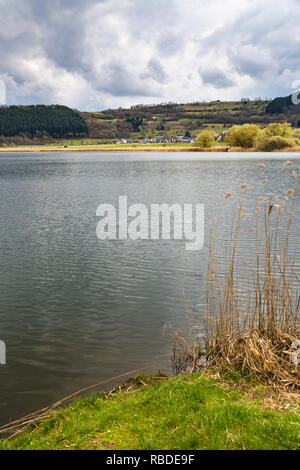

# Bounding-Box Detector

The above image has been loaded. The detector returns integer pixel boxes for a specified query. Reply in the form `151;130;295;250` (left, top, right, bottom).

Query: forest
0;105;88;138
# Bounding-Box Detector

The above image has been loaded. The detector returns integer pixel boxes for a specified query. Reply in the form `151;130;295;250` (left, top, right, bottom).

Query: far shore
1;145;300;153
0;145;226;153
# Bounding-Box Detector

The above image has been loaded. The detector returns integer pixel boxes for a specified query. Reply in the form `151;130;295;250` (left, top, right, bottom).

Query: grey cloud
142;58;168;84
156;31;183;57
200;69;235;88
202;0;300;83
93;63;159;97
0;0;299;108
229;49;275;79
27;0;99;73
0;0;169;105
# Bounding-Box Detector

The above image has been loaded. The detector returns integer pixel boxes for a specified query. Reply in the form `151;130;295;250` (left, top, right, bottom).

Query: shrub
262;122;293;138
258;136;295;151
194;130;215;148
225;124;261;148
293;128;300;140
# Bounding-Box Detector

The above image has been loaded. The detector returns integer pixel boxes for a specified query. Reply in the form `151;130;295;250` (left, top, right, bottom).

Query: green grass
86;143;194;148
3;141;229;150
2;142;203;150
1;374;299;450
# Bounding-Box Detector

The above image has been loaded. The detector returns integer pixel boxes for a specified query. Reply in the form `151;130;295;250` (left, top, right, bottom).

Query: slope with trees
0;105;88;139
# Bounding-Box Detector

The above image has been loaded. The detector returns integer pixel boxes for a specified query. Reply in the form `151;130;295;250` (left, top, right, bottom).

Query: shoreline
0;146;228;153
1;145;300;153
1;371;299;450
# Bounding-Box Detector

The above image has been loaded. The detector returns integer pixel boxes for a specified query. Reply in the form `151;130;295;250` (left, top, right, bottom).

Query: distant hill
265;95;293;114
81;98;300;141
2;98;300;145
0;105;88;138
265;94;300;116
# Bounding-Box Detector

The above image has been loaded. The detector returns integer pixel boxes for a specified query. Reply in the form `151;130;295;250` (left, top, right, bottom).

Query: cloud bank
0;0;299;110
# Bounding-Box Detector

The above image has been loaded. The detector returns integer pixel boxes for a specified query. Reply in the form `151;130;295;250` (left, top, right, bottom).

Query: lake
0;151;299;425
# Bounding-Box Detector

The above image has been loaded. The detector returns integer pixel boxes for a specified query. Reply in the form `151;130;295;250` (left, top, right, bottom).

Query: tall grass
174;162;300;388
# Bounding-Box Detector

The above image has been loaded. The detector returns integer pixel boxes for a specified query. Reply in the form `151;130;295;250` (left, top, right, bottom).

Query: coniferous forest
0;105;88;138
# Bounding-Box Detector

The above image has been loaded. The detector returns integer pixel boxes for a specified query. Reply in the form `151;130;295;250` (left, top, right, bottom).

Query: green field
0;140;228;151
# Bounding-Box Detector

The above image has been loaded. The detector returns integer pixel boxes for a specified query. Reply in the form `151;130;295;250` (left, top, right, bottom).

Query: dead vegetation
173;161;300;390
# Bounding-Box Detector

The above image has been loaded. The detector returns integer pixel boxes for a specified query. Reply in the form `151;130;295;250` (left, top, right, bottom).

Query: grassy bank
0;142;297;153
0;144;224;153
0;142;227;152
1;372;299;450
1;143;300;152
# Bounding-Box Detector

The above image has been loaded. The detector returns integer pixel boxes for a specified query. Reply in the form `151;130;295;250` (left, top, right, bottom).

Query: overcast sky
0;0;299;110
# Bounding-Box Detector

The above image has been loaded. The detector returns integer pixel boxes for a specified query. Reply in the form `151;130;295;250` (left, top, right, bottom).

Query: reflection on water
0;151;299;424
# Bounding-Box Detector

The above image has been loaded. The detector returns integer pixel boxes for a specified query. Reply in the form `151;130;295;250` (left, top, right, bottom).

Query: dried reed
205;163;299;388
174;162;300;389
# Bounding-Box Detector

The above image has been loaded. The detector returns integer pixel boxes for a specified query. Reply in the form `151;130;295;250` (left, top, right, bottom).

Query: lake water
0;151;299;425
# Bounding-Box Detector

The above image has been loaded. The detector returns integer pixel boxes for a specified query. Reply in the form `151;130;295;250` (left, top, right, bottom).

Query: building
216;130;229;142
154;135;169;143
176;133;192;143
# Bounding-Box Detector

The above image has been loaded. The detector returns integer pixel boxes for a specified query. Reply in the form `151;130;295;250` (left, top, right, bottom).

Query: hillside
81;97;300;142
0;105;88;143
2;97;300;146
